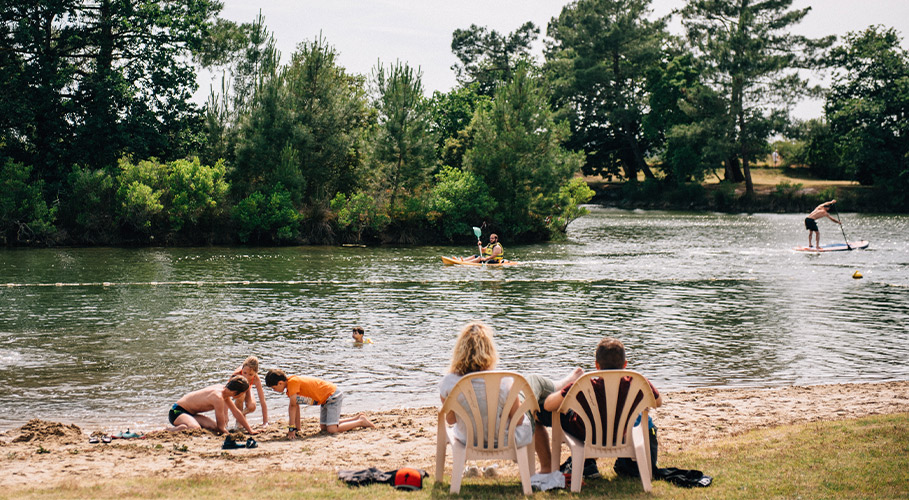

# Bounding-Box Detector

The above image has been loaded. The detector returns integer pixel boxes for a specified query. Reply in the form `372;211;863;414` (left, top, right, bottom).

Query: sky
200;0;909;120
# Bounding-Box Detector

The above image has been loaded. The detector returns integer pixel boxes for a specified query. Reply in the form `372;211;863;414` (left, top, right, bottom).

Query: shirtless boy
805;199;841;249
167;375;259;435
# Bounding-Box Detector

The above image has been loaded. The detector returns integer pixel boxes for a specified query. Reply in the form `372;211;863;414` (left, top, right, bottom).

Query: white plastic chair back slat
551;370;657;493
435;371;539;495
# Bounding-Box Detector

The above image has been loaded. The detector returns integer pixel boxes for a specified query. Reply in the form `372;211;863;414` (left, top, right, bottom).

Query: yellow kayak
441;256;519;267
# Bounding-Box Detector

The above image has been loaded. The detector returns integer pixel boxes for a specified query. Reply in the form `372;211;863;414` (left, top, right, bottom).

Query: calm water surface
1;208;907;431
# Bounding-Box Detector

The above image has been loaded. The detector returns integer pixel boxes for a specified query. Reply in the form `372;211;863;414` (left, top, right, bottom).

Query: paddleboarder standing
805;200;841;249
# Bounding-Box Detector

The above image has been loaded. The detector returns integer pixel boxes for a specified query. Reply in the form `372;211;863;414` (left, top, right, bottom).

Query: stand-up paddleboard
794;241;869;252
441;256;519;267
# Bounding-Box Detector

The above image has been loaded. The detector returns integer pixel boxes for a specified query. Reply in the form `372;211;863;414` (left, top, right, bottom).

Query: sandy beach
2;381;907;491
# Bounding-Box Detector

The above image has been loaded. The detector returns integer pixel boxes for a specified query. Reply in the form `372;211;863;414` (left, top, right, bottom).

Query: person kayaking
461;233;504;263
805;199;841;249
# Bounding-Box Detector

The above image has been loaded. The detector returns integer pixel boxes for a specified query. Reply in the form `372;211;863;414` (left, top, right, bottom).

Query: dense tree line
2;0;907;246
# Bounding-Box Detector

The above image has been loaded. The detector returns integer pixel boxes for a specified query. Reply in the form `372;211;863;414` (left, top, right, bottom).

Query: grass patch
6;413;907;499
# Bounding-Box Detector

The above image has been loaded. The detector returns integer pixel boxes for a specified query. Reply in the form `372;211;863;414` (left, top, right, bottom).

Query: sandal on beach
222;437;245;450
245;438;258;449
88;436;99;444
113;429;143;439
101;435;112;443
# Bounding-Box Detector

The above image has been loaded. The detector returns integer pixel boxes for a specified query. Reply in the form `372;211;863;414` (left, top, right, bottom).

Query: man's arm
223;390;258;434
826;213;841;224
543;390;565;412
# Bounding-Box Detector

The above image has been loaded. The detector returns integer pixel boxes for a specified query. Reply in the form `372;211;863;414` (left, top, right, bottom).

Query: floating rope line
1;277;758;288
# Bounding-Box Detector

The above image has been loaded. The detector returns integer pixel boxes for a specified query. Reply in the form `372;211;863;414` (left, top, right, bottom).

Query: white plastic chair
550;370;657;493
435;371;538;495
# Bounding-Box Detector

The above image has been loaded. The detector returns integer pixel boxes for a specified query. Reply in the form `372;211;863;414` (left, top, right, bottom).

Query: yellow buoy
852;271;863;279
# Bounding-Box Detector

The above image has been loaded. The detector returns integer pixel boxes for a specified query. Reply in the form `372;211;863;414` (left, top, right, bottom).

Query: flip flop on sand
113;429;143;439
245;438;257;449
101;435;112;443
88;436;99;444
222;437;245;450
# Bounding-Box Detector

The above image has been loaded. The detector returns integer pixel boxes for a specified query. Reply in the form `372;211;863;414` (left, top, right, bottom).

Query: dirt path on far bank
2;381;907;491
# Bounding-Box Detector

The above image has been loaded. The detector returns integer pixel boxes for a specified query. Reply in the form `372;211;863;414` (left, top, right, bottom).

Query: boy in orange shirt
265;369;374;439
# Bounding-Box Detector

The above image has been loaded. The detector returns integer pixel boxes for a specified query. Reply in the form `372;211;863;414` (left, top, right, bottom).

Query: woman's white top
439;372;532;448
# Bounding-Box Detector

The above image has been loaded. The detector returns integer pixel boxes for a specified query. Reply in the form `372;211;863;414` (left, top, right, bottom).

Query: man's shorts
320;390;343;426
805;217;819;231
526;374;555;427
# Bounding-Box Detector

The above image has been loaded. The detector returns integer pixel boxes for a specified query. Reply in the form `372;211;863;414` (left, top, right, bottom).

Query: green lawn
6;413;908;499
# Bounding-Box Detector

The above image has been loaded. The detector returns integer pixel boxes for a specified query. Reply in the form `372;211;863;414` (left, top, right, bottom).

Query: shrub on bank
331;191;390;244
64;167;117;244
427;166;493;241
0;159;57;245
114;157;231;243
234;185;300;244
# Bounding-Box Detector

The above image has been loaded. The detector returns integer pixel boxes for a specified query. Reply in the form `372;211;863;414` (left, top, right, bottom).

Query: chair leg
632;424;653;492
570;448;585;492
435;429;447;483
526;443;535;476
450;442;467;494
516;444;533;495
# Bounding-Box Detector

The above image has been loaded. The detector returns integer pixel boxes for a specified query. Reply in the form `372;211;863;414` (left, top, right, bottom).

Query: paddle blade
472;226;482;238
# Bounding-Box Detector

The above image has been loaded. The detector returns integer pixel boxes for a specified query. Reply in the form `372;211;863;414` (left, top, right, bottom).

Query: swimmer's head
352;326;365;342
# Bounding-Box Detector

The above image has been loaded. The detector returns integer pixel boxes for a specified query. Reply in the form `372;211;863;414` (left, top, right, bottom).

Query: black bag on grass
613;426;712;488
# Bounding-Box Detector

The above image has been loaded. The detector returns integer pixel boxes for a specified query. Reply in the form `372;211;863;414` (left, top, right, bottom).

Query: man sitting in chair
543;337;662;478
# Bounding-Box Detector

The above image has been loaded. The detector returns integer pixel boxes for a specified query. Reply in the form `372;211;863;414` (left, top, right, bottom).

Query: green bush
64;166;116;243
384;193;429;245
330;191;389;243
0;159;57;244
665;181;706;206
621;178;662;202
712;181;737;210
768;181;806;211
166;157;230;233
546;177;595;236
233;184;300;244
115;157;168;236
427;166;493;241
115;156;233;241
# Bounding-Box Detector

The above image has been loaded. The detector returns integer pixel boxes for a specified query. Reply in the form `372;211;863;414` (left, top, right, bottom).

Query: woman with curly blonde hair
439;322;531;447
448;322;499;375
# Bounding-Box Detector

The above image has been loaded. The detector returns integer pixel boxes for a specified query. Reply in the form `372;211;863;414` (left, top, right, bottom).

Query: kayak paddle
473;226;482;240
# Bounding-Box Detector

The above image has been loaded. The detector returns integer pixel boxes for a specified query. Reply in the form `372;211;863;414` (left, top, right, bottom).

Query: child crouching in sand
167;375;259;435
265;369;374;439
231;356;269;426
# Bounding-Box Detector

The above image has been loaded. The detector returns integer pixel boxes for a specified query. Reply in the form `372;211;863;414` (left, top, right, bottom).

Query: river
1;207;907;431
